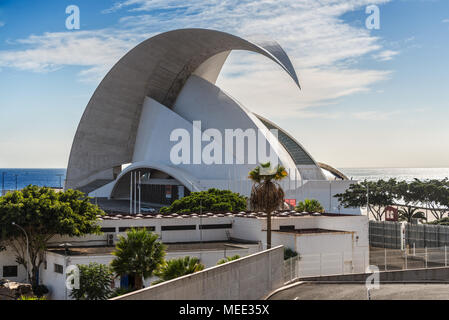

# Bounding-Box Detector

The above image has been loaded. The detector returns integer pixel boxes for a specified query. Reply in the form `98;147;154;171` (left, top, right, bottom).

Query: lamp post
11;222;31;284
59;242;72;300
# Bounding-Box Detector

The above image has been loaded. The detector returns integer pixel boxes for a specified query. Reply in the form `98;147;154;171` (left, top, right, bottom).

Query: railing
283;251;368;283
284;246;449;283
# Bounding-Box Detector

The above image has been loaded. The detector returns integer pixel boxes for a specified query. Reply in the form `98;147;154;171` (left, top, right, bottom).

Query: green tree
69;263;114;300
160;188;246;214
217;255;241;265
153;256;204;284
295;199;324;213
334;179;397;221
0;186;103;287
249;162;288;249
111;228;166;290
412;179;449;220
398;206;426;223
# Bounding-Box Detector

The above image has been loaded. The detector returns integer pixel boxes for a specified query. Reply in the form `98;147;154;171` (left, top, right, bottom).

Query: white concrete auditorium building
0;29;368;300
64;28;359;215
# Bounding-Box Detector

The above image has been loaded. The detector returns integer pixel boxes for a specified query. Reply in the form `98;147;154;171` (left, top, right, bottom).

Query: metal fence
369;220;449;249
283;251;369;283
283;246;449;283
370;246;449;271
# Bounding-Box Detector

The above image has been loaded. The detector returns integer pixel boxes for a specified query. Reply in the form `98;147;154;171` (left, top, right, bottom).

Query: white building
64;28;360;215
0;211;368;300
1;29;367;299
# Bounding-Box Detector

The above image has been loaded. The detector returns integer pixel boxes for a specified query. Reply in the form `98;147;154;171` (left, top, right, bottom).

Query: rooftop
47;240;256;256
97;210;356;221
272;228;354;235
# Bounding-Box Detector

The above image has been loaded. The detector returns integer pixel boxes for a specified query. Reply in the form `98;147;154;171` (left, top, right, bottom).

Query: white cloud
0;0;395;114
442;19;449;23
351;110;400;121
372;50;399;61
0;21;5;27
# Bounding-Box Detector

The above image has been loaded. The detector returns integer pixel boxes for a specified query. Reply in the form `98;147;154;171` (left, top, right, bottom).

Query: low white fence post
425;247;428;269
297;255;300;279
405;249;407;270
290;257;293;281
320;253;323;276
445;245;447;267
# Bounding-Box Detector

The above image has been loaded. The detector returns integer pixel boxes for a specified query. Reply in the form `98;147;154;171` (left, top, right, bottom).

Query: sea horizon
1;167;449;191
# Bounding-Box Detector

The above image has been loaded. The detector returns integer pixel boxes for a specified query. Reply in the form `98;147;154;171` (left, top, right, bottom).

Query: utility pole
366;181;370;218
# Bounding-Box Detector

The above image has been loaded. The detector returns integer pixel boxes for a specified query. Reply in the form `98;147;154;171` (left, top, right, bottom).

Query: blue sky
0;0;448;168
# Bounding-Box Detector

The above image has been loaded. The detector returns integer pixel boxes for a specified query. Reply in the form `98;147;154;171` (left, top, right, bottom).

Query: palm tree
217;255;241;265
295;199;324;213
152;256;204;284
111;228;166;290
249;162;288;249
398;206;426;223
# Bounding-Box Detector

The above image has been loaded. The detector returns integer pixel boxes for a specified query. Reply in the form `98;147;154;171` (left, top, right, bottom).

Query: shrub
217;255;241;265
295;199;324;213
109;287;134;298
32;284;49;298
153;256;205;284
284;248;299;260
160;189;246;214
17;295;47;300
69;263;114;300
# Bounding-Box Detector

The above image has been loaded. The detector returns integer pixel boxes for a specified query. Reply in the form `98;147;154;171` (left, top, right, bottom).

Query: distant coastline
1;167;449;192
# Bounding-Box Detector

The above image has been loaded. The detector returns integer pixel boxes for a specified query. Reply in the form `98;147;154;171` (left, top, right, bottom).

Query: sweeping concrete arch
66;28;300;190
254;114;326;181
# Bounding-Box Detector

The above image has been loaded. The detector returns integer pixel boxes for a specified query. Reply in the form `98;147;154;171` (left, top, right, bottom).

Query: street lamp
11;222;31;284
59;242;72;300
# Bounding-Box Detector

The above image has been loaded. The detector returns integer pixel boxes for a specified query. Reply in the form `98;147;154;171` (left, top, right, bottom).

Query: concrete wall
112;246;284;300
40;245;260;300
300;266;449;283
0;246;28;283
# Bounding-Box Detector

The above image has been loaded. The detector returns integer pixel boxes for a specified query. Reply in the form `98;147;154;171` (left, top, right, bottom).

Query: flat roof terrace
47;241;255;257
272;228;354;235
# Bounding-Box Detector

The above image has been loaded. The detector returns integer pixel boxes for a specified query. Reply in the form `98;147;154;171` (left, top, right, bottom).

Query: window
101;227;116;233
118;226;155;232
199;224;232;230
3;265;18;277
279;225;295;231
54;264;64;274
161;225;196;231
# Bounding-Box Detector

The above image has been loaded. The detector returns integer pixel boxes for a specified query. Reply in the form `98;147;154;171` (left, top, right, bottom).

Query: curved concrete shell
255;114;326;181
66;28;300;190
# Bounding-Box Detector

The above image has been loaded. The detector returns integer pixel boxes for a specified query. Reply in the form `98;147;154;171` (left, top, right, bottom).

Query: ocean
339;167;449;182
0;168;449;192
0;168;66;191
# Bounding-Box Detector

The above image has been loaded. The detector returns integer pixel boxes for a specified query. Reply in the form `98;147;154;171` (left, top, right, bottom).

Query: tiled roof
98;211;351;221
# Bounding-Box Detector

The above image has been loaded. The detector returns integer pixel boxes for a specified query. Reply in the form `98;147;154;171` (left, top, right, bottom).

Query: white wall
0;245;28;283
112;246;284;300
39;245;260;300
